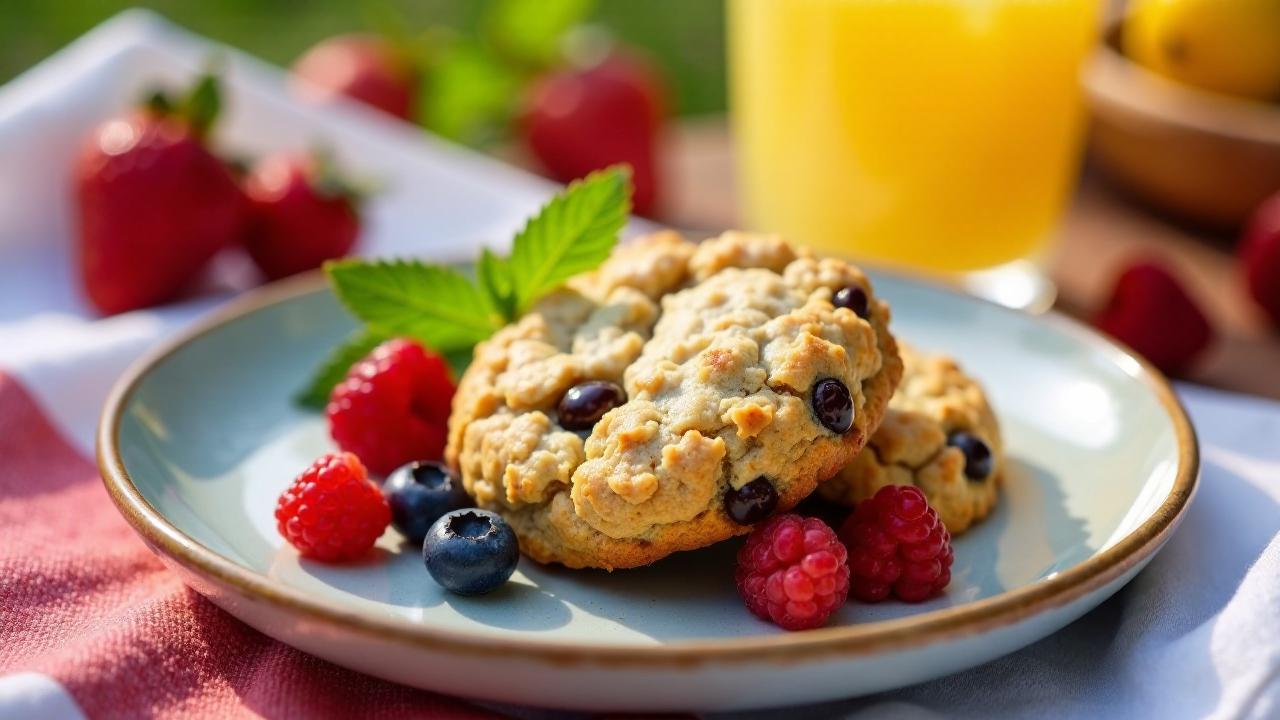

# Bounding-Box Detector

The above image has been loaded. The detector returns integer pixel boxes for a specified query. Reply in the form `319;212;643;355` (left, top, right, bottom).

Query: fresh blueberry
383;461;470;545
423;509;519;596
947;431;994;481
557;380;626;431
833;285;870;319
812;378;854;434
724;476;778;524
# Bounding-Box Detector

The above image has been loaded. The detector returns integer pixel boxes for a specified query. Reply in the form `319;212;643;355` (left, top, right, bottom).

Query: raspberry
839;485;953;603
735;514;850;631
327;338;455;476
275;452;390;562
1093;260;1214;376
1241;192;1280;329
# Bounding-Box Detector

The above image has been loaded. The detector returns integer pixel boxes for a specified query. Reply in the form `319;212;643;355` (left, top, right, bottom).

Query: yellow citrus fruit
1125;0;1280;101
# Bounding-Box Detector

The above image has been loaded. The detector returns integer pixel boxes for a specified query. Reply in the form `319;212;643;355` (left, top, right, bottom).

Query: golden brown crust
819;345;1002;535
447;231;902;569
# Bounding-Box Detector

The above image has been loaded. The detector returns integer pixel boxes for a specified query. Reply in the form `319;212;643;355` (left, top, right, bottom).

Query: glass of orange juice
729;0;1100;309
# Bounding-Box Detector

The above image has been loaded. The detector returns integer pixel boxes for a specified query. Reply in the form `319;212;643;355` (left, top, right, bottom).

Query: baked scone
818;345;1002;535
446;230;903;569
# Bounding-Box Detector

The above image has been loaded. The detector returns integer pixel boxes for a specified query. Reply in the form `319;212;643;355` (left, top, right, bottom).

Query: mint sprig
295;329;478;411
296;166;632;408
477;247;516;319
327;259;500;350
507;166;630;313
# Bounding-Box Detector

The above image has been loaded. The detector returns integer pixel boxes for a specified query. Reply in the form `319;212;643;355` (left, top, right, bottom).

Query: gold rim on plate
97;270;1199;667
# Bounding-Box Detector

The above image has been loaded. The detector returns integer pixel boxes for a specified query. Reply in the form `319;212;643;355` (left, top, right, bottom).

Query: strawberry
1093;259;1215;376
75;75;245;315
519;51;666;217
1240;191;1280;329
242;151;362;281
291;34;418;121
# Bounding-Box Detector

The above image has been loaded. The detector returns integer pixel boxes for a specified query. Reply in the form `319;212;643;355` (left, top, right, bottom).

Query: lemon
1125;0;1280;101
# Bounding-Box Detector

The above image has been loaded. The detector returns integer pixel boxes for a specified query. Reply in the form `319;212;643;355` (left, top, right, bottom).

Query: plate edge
95;268;1201;668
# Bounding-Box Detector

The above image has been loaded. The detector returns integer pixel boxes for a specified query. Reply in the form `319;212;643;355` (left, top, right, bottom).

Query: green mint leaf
444;346;474;378
477;247;517;320
326;259;500;351
508;166;631;313
294;329;389;410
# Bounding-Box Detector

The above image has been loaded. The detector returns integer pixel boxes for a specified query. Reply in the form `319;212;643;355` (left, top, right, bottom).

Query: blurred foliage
420;35;524;145
483;0;595;68
0;0;726;116
404;0;597;145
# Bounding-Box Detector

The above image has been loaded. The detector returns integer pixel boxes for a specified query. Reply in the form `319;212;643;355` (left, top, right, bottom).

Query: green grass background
0;0;727;116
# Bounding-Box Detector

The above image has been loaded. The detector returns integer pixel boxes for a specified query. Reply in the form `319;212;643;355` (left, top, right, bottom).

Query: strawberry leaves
143;73;222;138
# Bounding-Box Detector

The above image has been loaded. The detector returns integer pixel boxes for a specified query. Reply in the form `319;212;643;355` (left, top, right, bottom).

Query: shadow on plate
443;581;574;632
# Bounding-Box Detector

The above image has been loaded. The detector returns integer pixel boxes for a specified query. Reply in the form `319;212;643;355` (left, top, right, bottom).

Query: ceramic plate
98;270;1197;713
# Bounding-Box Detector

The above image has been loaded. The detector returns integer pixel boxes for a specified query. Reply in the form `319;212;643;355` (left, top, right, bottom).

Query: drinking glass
729;0;1100;310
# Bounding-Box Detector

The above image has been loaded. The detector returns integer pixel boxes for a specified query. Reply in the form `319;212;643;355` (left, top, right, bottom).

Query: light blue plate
99;271;1197;712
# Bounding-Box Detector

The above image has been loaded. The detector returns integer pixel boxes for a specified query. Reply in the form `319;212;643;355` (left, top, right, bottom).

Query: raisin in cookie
446;230;903;569
818;345;1002;535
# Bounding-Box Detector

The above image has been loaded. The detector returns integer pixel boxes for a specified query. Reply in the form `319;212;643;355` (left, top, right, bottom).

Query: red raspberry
327;338;455;476
1241;192;1280;329
1093;259;1214;376
840;486;953;603
735;514;850;631
275;452;390;562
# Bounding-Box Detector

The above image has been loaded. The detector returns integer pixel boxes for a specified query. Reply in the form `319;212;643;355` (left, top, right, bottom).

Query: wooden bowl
1084;24;1280;229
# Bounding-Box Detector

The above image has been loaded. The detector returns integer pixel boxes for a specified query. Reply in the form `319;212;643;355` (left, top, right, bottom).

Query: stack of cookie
446;231;1002;570
820;345;1002;534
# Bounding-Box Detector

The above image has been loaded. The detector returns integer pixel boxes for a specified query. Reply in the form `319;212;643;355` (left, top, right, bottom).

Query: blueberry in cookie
446;230;903;569
818;345;1002;535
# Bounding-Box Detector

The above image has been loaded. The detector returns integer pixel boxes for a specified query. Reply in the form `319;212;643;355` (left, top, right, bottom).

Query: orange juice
729;0;1099;272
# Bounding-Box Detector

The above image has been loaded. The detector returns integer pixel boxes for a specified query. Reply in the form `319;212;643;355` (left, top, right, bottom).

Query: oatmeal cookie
446;230;903;569
819;345;1002;534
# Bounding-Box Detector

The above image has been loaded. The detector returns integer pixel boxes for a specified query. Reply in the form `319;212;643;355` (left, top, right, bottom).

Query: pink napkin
0;373;503;720
0;11;541;718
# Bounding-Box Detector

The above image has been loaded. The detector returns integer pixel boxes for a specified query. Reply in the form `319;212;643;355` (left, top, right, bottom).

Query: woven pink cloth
0;373;498;719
